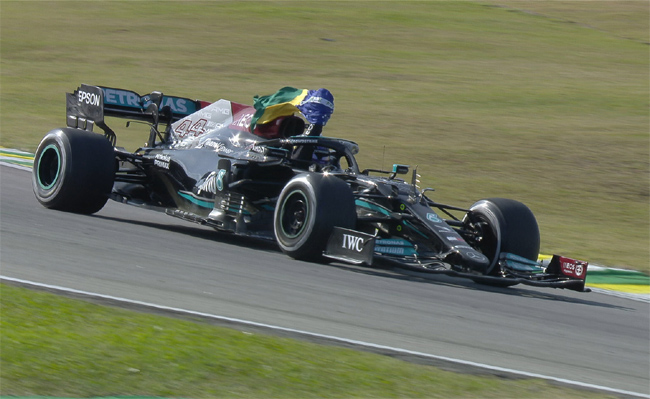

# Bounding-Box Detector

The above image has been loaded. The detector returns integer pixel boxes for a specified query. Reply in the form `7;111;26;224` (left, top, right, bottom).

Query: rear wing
66;84;210;145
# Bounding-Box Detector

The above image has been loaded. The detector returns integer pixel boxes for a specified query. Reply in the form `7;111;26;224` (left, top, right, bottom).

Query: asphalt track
2;164;649;397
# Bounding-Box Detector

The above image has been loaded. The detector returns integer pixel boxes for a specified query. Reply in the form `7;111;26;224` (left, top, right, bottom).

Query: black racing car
32;84;589;291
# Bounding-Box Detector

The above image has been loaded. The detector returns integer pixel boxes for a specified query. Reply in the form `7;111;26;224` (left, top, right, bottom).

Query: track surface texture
2;165;649;396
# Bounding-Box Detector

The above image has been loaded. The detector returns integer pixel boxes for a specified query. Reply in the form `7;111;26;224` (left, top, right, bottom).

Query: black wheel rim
468;215;498;261
467;214;501;273
280;190;309;238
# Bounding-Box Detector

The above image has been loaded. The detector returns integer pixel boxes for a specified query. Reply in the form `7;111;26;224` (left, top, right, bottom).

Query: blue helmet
297;88;334;126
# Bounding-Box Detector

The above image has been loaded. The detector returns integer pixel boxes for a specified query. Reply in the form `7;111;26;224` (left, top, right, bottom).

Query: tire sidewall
274;173;356;260
32;128;115;213
467;198;540;275
275;176;319;252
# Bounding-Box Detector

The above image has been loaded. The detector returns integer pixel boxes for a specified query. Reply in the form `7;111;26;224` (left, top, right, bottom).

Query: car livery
32;84;589;292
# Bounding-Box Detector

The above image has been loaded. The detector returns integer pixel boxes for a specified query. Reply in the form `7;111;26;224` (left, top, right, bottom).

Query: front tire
464;198;540;279
32;128;115;214
274;173;356;260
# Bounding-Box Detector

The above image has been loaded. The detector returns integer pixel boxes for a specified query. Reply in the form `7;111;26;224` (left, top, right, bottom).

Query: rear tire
274;173;356;260
32;128;115;214
464;198;540;283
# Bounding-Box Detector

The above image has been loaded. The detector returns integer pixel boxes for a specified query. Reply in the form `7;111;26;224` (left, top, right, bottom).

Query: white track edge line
2;275;648;399
588;287;650;303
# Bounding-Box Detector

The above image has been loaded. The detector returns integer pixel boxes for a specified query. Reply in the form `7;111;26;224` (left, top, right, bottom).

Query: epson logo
342;233;364;252
78;90;100;106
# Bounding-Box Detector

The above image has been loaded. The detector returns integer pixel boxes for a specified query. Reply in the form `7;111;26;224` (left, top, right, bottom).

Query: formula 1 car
32;84;589;292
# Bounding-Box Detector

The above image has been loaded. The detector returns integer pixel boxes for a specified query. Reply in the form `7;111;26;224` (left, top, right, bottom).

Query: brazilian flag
250;87;309;132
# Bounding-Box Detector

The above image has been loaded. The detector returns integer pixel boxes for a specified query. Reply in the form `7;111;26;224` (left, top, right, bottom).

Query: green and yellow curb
0;147;34;167
584;266;650;294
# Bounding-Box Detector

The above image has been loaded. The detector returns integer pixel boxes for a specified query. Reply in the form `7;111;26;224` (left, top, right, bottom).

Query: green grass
0;283;617;398
2;4;647;397
1;1;647;271
1;3;647;395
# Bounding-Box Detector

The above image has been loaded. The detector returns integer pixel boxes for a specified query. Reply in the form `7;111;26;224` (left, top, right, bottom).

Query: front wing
322;227;589;292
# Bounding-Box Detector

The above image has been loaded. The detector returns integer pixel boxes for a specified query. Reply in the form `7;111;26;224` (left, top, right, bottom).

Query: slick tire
274;173;356;261
465;198;540;277
32;128;116;214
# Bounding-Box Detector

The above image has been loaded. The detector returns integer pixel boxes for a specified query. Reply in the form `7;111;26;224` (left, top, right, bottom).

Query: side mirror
392;164;409;175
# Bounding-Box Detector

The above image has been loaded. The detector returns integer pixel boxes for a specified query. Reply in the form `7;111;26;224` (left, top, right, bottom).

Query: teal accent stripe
403;220;428;238
224;207;251;216
355;199;390;216
178;192;214;209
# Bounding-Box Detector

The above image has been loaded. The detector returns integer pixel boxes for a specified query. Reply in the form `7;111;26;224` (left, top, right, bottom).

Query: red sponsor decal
229;107;255;133
230;102;250;115
558;256;588;279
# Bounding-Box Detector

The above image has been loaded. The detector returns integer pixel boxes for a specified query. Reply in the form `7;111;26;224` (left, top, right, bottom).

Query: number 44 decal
174;118;207;139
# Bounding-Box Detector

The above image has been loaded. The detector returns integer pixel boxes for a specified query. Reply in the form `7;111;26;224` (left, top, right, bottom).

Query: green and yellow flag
250;87;309;132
